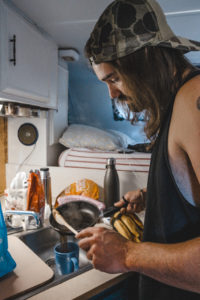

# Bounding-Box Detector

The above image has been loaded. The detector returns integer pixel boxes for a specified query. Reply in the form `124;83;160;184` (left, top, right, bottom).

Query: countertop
28;269;133;300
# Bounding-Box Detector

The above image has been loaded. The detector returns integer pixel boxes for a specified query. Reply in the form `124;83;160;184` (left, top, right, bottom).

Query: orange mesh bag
54;179;100;208
64;179;99;199
27;172;45;214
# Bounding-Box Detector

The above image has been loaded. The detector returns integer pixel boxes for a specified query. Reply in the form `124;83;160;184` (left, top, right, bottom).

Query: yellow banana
129;213;144;230
127;213;143;239
112;211;121;219
111;211;143;242
133;236;141;243
113;218;133;241
120;214;140;238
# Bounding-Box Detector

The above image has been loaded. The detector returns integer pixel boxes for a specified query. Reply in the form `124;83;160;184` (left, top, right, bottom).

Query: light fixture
58;48;79;62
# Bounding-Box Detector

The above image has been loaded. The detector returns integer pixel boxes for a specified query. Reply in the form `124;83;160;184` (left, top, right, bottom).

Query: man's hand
114;188;146;213
76;226;134;273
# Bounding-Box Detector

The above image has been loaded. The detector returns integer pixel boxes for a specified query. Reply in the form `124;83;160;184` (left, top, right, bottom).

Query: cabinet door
0;2;58;108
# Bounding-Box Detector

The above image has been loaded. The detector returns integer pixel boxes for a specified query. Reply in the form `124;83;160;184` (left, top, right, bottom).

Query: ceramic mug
54;242;79;275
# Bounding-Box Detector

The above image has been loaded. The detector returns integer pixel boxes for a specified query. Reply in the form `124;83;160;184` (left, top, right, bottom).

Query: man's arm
77;227;200;294
127;237;200;293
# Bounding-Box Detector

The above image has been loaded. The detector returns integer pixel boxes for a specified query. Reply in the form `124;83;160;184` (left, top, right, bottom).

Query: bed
58;147;151;173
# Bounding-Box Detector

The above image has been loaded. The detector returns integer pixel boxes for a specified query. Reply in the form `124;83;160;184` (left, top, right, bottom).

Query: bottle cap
107;158;116;165
40;168;49;172
40;167;50;179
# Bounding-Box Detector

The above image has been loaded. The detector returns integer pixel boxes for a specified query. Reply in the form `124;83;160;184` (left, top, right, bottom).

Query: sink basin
17;226;92;299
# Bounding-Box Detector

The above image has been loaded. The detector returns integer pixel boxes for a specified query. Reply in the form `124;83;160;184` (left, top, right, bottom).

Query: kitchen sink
16;226;93;299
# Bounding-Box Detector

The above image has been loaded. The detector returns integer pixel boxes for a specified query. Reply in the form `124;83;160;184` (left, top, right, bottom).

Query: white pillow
108;129;136;148
59;124;123;151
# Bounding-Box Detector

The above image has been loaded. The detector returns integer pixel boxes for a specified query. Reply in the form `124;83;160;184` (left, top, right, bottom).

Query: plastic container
0;202;16;277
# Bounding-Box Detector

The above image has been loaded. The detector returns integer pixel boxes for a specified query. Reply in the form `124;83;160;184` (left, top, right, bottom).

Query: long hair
109;47;195;143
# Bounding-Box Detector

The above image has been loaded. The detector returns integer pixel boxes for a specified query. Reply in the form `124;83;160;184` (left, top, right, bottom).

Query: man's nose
107;84;120;99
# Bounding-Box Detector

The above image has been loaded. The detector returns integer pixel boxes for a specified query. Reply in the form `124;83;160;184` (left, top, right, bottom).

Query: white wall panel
8;117;48;166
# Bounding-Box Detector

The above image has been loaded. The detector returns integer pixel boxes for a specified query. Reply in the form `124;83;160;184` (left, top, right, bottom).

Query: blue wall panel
68;62;147;144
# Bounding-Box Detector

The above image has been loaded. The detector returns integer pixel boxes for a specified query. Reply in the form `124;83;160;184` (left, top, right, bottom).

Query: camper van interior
0;0;200;299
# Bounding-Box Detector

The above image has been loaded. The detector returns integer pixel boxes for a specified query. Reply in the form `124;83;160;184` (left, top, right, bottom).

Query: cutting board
0;235;54;300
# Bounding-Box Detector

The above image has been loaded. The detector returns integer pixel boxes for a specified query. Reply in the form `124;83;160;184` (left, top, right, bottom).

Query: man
76;0;200;299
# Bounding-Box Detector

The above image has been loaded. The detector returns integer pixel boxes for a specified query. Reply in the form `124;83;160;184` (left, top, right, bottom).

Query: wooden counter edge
28;269;136;300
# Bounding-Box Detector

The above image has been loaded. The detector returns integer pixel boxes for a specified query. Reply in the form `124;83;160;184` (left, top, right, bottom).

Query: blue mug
54;242;79;275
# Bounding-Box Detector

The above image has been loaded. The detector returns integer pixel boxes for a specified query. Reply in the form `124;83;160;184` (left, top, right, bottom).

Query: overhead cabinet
0;1;58;108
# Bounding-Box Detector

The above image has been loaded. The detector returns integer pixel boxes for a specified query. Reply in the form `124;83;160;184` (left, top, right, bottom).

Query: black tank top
139;70;200;300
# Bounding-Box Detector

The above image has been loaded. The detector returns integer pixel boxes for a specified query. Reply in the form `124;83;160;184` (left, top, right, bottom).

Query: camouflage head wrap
85;0;200;64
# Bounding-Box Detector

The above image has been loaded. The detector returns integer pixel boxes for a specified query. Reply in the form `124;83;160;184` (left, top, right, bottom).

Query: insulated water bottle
40;168;52;217
103;158;120;208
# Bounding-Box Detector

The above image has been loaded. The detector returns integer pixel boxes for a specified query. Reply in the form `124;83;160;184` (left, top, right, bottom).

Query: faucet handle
4;210;41;230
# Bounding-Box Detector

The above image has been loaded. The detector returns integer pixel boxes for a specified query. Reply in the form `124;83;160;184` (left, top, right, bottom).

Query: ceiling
7;0;200;64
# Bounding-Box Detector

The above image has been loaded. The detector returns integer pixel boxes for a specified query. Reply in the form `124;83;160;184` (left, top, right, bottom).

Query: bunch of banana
111;211;144;242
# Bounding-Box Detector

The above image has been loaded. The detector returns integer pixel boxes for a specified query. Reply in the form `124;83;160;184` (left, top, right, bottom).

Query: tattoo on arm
196;97;200;110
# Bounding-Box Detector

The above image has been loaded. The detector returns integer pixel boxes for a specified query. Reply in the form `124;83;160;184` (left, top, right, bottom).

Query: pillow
108;129;136;148
59;124;124;151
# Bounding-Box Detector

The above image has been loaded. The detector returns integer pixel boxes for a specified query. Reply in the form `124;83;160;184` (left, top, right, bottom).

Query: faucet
4;210;41;230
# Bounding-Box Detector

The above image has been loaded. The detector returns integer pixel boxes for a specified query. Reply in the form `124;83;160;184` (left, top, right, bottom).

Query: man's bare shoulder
175;74;200;110
169;73;200;153
172;74;200;135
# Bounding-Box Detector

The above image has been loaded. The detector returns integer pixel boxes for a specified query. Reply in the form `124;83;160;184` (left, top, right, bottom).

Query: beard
113;94;141;113
116;93;132;102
